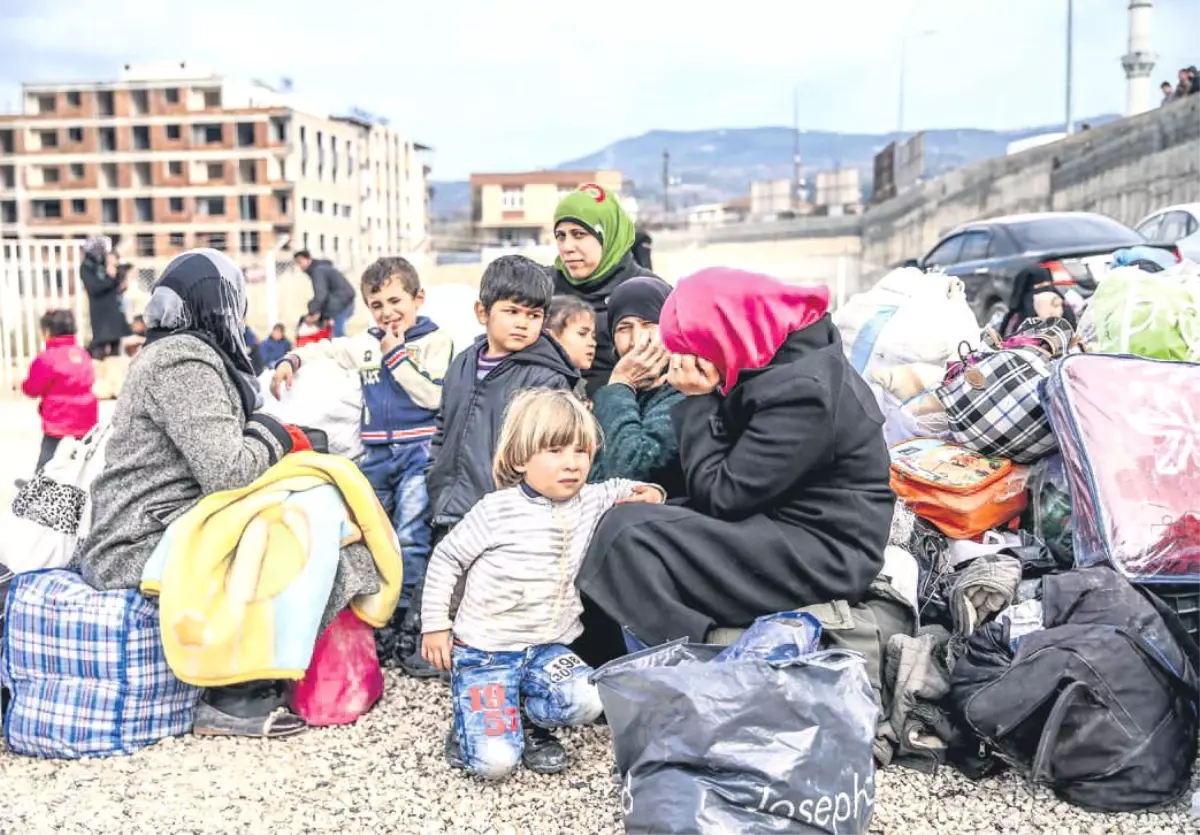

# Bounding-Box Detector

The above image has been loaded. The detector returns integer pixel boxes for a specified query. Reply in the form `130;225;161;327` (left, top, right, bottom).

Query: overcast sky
2;0;1197;179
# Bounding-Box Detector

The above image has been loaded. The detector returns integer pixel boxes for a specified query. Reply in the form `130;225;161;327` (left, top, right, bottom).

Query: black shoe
444;725;465;770
522;724;568;774
398;649;444;679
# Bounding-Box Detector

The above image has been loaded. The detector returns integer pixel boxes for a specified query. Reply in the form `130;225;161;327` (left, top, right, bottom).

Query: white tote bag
0;423;112;574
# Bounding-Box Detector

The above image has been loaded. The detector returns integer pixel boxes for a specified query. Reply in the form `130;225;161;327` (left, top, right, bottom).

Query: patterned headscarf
144;248;260;410
83;235;112;260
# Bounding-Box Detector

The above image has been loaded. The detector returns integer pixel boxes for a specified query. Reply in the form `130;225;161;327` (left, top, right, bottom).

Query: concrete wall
861;95;1200;274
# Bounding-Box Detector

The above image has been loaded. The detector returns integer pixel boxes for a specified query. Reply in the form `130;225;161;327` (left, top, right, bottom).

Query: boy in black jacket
398;255;580;681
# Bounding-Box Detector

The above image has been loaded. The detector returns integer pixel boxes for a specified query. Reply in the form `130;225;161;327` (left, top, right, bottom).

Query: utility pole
662;150;670;220
1065;0;1075;134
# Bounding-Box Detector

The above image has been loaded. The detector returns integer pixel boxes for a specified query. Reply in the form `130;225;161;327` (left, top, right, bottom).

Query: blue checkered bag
0;569;201;758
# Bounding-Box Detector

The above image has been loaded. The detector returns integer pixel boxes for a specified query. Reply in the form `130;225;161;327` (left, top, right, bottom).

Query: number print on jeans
468;683;520;737
545;652;586;684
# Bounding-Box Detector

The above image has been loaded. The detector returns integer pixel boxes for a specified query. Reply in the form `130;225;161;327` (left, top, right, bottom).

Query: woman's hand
668;354;721;396
610;335;670;390
270;361;295;399
422;630;453;672
616;484;666;505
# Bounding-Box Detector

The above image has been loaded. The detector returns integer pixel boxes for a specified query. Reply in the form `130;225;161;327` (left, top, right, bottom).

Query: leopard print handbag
11;474;87;536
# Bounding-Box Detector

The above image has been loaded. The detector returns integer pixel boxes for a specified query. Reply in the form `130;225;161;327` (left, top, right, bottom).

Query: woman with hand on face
589;276;686;499
574;268;895;664
551;185;659;398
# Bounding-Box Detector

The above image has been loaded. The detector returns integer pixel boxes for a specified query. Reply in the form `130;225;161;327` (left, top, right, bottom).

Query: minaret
1122;0;1157;115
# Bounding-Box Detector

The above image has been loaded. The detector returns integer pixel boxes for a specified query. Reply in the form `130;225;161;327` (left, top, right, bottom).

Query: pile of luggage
834;261;1200;813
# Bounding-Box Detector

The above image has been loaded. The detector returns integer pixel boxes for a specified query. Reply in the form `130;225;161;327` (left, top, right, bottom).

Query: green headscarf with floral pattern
553;184;636;288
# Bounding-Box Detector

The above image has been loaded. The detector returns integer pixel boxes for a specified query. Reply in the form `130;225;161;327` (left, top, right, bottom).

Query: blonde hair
493;389;600;489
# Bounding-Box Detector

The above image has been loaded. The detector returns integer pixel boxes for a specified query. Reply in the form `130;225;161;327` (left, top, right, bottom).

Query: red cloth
283;424;313;453
295;326;332;348
21;335;99;439
658;268;830;393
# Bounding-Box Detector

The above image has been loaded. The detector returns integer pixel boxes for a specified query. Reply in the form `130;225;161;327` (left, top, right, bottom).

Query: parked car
1134;203;1200;263
915;212;1180;326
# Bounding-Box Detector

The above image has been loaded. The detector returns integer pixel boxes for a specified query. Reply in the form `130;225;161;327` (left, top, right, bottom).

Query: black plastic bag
593;614;878;834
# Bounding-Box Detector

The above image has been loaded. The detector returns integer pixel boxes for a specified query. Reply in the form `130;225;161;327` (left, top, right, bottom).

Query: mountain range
429;115;1118;219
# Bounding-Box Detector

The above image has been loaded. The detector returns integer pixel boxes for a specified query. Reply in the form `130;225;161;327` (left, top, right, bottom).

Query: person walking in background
294;249;356;338
21;310;98;472
550;186;659;398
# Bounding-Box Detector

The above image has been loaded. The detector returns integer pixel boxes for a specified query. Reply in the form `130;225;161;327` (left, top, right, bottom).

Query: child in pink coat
22;310;99;471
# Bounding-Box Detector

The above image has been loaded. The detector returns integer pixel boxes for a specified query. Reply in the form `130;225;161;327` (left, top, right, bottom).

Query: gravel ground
1;672;1195;834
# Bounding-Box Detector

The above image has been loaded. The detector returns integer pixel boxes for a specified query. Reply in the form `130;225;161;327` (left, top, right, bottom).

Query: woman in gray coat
75;248;304;737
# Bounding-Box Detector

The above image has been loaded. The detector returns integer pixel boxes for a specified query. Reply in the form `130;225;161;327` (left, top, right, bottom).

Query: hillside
430;116;1118;218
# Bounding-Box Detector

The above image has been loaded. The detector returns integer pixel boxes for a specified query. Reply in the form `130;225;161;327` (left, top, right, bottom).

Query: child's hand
379;328;404;356
422;630;453;672
616;484;666;505
270;362;295;399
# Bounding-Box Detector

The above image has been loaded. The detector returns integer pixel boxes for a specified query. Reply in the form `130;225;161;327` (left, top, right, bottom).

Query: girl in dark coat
551;185;658;397
79;236;131;359
575;268;895;663
590;275;687;498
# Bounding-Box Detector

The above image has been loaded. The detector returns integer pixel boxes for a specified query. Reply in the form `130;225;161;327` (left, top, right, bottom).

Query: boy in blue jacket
271;257;454;672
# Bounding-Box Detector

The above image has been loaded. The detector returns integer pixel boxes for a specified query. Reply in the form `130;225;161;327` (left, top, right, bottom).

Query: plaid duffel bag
1;569;201;758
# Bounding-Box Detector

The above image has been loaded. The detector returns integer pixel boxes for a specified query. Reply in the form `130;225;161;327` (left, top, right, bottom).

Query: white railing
0;240;86;394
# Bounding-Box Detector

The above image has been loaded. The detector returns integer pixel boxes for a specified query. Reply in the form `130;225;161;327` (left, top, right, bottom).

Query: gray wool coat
74;335;381;622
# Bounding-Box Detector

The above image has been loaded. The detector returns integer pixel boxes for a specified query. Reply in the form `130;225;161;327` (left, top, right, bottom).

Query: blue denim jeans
451;642;603;780
332;304;354;338
359;441;432;607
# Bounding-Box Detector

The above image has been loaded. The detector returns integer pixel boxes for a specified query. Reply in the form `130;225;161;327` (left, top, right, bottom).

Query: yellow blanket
141;451;402;687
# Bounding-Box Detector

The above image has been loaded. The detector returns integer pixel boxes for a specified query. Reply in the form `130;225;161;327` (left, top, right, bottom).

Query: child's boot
522;722;568;774
398;577;444;679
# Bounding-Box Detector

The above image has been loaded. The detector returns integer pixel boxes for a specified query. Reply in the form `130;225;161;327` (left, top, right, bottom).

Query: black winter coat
304;259;356;319
551;252;657;398
80;253;130;348
427;334;581;528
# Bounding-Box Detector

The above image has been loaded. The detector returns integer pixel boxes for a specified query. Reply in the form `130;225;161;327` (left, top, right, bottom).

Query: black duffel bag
951;565;1199;812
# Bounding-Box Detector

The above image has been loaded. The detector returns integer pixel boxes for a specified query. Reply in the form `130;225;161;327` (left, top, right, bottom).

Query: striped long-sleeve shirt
421;479;658;651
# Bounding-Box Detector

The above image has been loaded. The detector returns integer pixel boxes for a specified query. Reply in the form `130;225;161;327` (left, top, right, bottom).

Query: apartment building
469;169;624;246
0;62;430;274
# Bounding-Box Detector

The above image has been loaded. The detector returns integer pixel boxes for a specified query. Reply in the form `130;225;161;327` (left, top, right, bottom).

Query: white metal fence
0;240;86;394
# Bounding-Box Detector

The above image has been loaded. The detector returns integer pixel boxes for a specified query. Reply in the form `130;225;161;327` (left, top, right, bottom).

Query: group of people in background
1162;65;1200;104
20;183;892;781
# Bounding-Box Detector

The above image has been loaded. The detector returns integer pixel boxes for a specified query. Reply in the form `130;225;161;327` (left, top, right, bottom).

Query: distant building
469;169;624;246
749;178;794;217
0;62;430;273
813;168;862;214
685;201;746;228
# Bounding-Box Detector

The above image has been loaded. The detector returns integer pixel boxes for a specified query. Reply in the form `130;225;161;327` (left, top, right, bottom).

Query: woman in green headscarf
552;184;659;397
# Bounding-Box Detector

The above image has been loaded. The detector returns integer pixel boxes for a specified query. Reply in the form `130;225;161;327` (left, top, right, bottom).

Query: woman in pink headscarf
574;267;894;662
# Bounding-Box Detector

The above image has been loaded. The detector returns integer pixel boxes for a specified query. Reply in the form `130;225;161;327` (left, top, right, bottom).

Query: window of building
96;90;115;117
240;230;261;254
193;124;223;144
205;162;225;181
98;127;116;152
236;122;256;147
132;125;151;150
36;130;58;149
170;232;186;248
130;90;149;115
101;198;119;224
0;166;14;188
239;195;259;220
1;201;17;224
169;196;184;213
203;232;227;251
163;87;180;105
196;196;226;216
134;161;152;187
31;199;63;219
331;236;339;253
0;130;13;155
270;116;288;143
71;199;86;215
135;197;153;223
100;163;118;189
67;127;83;143
342;204;352;219
312;199;324;214
166;124;181;140
301;197;309;211
302;231;310;249
35;95;56;114
167;160;183;177
202;89;222;108
41;166;61;184
65;91;81;107
69;163;84;179
136;234;155;256
238;160;257;183
275;193;291;216
501;186;524;210
319;233;325;251
330;202;339;217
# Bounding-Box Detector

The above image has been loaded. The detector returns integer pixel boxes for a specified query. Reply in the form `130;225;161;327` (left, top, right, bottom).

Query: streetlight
898;28;937;135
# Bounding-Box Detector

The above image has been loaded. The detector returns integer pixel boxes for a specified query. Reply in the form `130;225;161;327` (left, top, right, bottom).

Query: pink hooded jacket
22;335;99;439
